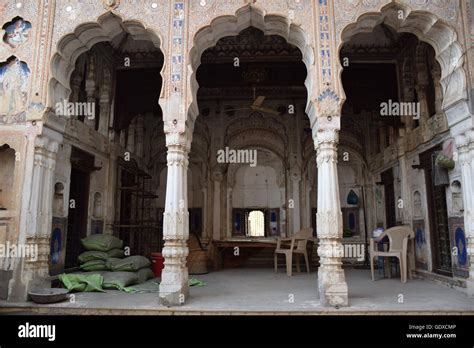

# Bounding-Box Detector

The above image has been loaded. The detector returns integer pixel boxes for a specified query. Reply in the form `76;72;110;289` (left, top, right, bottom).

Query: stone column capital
34;134;60;155
313;116;341;149
99;95;110;104
212;170;224;182
164;120;192;151
315;127;339;144
465;129;474;143
455;133;470;150
290;172;302;181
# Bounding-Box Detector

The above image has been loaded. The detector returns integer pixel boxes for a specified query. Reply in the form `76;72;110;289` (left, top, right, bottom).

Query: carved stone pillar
135;114;144;158
314;127;348;307
415;85;429;135
119;129;126;148
201;179;208;239
105;150;118;235
456;130;474;297
226;186;232;237
397;132;412;225
127;117;136;154
98;95;110;136
99;69;112;136
9;130;61;301
159;130;190;306
84;56;96;128
212;170;223;240
290;170;301;233
399;157;412;225
71;75;82;103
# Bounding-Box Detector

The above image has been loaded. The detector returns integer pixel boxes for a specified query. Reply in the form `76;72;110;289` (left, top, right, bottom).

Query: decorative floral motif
316;88;340;118
2;18;32;49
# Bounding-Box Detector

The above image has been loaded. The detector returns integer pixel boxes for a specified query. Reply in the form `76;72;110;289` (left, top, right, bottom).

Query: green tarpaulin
59;273;105;292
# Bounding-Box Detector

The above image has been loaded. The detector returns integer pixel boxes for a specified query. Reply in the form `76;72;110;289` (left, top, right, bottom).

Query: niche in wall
93;192;102;218
53;182;65;217
450;180;463;214
413;190;422;218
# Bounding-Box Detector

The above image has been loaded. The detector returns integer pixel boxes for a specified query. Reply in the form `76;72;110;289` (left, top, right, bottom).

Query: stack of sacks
106;256;155;286
78;234;125;271
76;234;155;291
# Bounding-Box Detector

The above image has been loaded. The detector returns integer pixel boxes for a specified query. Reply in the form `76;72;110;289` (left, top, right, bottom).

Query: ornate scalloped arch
48;12;165;110
337;2;467;125
187;5;314;129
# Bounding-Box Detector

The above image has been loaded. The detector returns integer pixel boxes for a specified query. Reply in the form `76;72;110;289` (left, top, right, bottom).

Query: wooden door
420;149;452;276
381;168;396;228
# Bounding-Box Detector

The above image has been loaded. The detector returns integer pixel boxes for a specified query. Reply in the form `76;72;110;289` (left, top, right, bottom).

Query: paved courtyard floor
1;269;473;315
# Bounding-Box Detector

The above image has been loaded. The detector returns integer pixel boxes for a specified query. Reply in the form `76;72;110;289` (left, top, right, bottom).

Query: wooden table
211;239;277;270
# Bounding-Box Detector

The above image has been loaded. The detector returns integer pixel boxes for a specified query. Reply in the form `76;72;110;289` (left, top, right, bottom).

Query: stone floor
1;269;473;314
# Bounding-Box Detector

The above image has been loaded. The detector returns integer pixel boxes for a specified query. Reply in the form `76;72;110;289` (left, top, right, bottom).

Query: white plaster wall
232;165;280;208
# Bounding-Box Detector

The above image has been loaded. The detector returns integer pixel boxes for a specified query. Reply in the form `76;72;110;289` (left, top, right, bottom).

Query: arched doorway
191;20;309;270
338;5;470;280
48;12;167;271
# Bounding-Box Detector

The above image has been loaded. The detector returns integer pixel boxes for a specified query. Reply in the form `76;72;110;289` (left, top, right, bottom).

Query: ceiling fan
224;87;280;116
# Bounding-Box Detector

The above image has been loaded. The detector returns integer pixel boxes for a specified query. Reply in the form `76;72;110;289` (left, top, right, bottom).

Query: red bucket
150;252;164;277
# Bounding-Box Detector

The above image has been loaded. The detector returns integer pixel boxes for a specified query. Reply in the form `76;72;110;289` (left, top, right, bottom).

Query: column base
159;269;189;307
8;270;50;302
318;268;349;307
466;278;474;298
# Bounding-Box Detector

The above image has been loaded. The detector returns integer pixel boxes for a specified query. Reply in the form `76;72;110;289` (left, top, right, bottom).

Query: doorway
420;148;452;276
65;167;90;269
381;168;396;229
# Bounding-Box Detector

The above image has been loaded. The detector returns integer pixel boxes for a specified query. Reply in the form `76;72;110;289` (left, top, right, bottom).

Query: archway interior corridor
191;26;311;268
0;2;471;311
52;20;461;277
53;24;167;269
340;22;455;277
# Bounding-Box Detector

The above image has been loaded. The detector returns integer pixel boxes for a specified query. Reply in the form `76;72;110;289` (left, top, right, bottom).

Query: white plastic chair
370;226;414;283
274;228;313;276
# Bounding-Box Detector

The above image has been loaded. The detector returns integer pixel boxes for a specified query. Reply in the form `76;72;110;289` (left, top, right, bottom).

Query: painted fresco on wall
2;18;32;48
49;218;67;276
413;219;428;270
448;217;468;278
0;57;29;123
342;207;359;237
